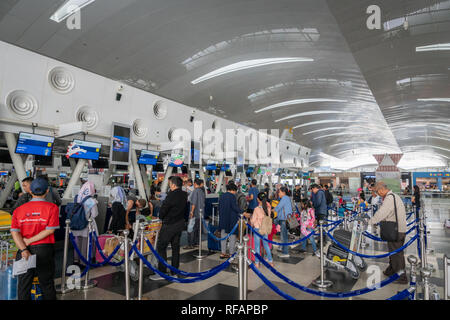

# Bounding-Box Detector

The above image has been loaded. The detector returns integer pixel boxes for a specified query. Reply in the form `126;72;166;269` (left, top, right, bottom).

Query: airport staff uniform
368;191;407;279
11;198;60;300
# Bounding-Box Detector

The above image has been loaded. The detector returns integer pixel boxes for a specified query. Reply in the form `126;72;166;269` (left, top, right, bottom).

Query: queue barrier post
444;255;449;300
56;219;74;294
407;255;418;300
124;229;130;300
243;235;249;300
313;220;333;289
194;208;206;260
137;223;145;300
237;241;245;300
421;266;432;300
82;218;97;290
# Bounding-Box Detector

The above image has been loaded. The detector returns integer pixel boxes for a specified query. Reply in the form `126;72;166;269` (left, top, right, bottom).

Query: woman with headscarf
72;181;99;267
108;186;127;234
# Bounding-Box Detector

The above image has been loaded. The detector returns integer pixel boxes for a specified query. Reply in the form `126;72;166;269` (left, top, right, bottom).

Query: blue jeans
274;218;289;254
254;228;273;264
301;228;317;252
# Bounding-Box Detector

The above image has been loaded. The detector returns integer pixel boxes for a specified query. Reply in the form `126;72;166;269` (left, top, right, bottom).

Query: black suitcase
327;229;352;260
207;223;222;252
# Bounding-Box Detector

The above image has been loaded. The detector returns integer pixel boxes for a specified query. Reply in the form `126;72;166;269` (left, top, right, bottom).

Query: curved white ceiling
0;0;447;169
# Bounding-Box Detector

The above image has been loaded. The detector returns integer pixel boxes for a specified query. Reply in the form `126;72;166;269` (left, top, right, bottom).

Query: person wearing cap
10;177;60;300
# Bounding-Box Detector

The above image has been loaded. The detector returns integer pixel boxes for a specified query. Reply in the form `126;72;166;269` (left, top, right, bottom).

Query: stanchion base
55;284;74;295
193;250;208;259
80;279;98;290
312;279;333;288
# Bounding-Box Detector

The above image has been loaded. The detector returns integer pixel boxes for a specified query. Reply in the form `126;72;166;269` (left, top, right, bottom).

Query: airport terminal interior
0;0;449;302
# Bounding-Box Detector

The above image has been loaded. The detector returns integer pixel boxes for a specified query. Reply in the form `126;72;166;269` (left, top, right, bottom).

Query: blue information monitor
138;150;160;166
15;132;55;157
69;140;101;160
205;162;217;170
0;171;8;176
220;162;231;171
246;165;255;174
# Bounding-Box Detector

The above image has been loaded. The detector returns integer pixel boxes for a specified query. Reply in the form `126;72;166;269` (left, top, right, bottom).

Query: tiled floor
56;198;449;301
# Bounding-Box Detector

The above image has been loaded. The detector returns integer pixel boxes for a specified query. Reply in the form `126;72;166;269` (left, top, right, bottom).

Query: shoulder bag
286;208;299;231
380;194;399;242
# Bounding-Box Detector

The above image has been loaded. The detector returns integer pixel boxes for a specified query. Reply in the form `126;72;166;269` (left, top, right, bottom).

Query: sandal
220;254;230;259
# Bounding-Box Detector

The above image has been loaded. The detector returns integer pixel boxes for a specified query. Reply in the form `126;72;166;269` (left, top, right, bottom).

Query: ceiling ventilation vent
153;101;168;120
76;106;99;130
6;90;39;119
48;67;75;94
133;119;148;138
168;127;176;142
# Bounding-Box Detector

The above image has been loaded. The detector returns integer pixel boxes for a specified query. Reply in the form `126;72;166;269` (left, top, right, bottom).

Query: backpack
259;208;272;235
66;195;92;231
237;193;248;212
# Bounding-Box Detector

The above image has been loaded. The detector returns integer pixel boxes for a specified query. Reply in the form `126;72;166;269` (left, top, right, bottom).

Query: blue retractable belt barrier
131;243;234;283
247;223;315;246
363;224;417;242
252;251;402;298
144;238;234;277
201;218;239;241
387;287;415;300
249;262;295;300
326;231;419;259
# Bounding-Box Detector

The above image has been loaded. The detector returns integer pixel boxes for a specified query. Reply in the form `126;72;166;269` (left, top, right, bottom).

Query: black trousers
387;233;406;274
157;220;185;273
16;244;56;300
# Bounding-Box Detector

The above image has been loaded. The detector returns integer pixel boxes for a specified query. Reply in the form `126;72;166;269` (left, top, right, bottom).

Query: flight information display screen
220;162;231;171
110;123;131;165
169;153;185;167
0;171;8;176
69;140;101;160
205;162;217;170
246;165;255;174
138;150;160;166
15;132;55;157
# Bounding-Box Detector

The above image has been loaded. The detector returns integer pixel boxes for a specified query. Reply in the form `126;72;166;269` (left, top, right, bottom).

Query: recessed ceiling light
50;0;96;23
416;43;450;52
191;58;313;84
254;99;347;113
275;111;351;123
417;98;450;102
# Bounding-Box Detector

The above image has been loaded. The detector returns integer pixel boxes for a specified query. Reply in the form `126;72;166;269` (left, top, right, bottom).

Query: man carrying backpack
66;182;99;267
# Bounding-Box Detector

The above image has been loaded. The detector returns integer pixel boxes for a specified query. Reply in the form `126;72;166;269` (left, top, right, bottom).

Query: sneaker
278;253;290;258
383;268;394;277
277;247;283;252
313;251;320;257
149;274;165;281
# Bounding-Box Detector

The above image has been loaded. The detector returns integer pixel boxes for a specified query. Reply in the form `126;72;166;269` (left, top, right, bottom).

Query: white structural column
63;159;87;199
217;171;225;193
0;171;18;208
103;163;115;186
161;166;174;193
4;132;27;192
131;149;147;200
268;174;273;191
199;168;207;193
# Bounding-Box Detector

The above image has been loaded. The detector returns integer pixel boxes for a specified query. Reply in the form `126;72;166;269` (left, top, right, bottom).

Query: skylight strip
50;0;96;23
275;111;351;123
191;58;313;84
255;99;347;114
292;120;355;129
417;98;450;102
416;43;450;52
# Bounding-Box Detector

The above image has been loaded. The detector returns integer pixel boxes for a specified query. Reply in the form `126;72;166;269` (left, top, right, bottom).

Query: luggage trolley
113;216;162;281
324;215;367;280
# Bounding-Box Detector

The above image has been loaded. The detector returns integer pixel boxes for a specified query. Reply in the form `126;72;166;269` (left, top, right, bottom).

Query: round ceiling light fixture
48;67;75;94
6;90;39;119
76;106;99;131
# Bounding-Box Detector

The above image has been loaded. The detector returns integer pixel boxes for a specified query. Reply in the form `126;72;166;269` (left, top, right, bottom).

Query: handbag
286;208;299;230
259;208;273;235
380;194;399;242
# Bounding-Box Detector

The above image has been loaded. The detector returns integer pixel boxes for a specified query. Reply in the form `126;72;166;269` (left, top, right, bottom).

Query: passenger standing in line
38;175;62;207
108;186;127;234
367;181;408;284
72;181;99;267
311;184;327;222
150;176;187;280
299;200;318;256
293;185;302;208
125;190;138;230
218;183;242;259
185;179;205;249
247;179;259;214
412;185;421;221
12;177;34;211
272;187;292;258
250;192;274;268
11;177;59;300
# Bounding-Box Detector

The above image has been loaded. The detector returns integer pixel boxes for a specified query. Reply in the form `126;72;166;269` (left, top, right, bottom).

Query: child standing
299;200;318;256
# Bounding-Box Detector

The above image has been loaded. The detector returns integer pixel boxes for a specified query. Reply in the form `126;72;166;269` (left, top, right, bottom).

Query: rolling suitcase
95;234;115;263
0;266;17;300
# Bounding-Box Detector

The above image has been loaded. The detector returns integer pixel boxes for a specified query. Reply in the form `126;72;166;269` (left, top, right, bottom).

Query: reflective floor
55;199;450;300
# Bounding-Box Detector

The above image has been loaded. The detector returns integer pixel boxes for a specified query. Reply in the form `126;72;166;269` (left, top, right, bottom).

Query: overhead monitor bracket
56;121;87;139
